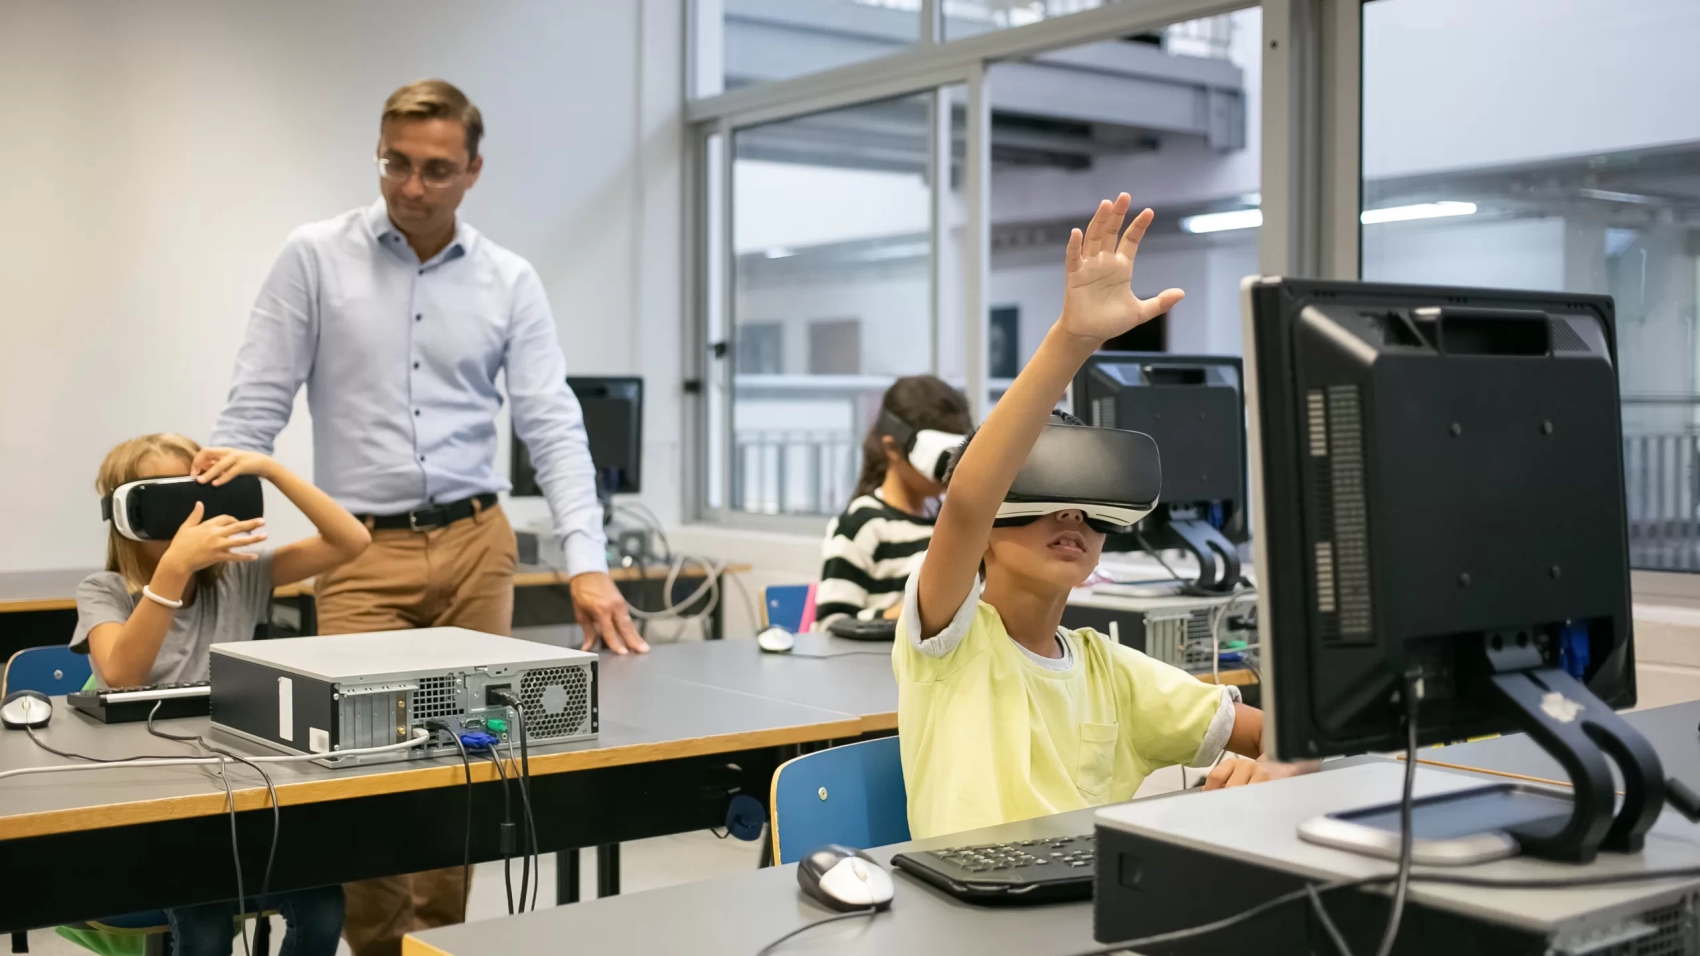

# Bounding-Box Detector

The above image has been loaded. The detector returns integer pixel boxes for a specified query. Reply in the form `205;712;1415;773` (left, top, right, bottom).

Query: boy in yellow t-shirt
896;194;1311;840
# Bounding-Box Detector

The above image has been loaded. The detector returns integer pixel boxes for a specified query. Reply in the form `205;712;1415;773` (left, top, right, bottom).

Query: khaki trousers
315;502;518;956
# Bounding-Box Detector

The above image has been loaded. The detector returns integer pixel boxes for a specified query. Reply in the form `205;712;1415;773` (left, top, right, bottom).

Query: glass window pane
694;0;919;99
1362;0;1700;572
729;93;935;516
987;8;1260;405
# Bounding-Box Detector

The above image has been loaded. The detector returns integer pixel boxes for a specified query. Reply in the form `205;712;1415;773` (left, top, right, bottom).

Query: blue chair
2;645;91;698
769;736;909;865
762;584;813;633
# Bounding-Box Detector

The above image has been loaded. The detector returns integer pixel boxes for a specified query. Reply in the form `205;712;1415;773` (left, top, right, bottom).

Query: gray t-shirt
70;551;276;686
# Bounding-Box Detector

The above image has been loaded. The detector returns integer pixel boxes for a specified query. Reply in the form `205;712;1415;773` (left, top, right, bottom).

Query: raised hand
1061;193;1185;346
159;502;268;575
191;447;278;486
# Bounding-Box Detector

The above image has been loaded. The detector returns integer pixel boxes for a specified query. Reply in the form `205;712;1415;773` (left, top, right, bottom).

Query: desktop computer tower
209;627;598;765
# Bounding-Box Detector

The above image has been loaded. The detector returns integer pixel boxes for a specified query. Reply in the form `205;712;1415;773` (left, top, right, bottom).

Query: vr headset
101;475;264;542
991;422;1161;533
878;410;965;485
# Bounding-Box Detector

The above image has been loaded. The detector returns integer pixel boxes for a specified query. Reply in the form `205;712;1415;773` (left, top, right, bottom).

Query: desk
0;563;746;658
1418;699;1700;789
0;639;858;934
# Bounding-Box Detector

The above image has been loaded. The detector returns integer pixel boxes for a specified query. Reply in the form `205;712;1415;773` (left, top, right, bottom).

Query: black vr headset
989;422;1162;534
101;475;264;542
878;410;966;485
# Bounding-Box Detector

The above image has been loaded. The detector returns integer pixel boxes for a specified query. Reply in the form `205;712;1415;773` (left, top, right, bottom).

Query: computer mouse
797;844;893;912
756;626;796;654
1;690;52;730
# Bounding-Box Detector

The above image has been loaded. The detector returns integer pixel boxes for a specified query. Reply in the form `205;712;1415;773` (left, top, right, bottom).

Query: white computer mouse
1;690;52;730
756;626;796;654
799;845;894;911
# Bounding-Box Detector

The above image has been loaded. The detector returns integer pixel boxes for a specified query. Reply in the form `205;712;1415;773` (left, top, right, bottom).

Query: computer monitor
512;376;643;498
1074;353;1247;592
1243;276;1667;863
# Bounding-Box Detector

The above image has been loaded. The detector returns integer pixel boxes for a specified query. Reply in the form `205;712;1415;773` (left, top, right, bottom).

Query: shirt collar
365;197;472;267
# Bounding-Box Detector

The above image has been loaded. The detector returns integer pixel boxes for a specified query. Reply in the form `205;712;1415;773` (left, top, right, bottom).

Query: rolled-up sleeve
505;266;609;576
211;231;318;453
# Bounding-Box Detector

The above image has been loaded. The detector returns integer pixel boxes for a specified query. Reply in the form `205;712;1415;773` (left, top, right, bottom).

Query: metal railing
1625;429;1700;571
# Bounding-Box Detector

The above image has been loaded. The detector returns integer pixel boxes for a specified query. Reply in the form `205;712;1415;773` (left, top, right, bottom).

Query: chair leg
252;914;271;956
757;825;774;868
9;930;26;954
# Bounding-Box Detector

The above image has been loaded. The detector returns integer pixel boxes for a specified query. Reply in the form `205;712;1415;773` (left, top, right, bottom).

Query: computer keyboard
67;681;211;723
890;833;1095;905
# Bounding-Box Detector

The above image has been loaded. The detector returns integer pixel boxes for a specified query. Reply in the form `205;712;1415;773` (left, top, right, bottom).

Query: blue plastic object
3;645;92;697
764;584;811;632
459;731;500;751
725;793;766;841
1559;621;1591;680
769;736;909;865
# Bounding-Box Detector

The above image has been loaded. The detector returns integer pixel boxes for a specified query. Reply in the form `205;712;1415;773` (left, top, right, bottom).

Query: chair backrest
770;736;909;865
3;645;92;697
762;584;812;633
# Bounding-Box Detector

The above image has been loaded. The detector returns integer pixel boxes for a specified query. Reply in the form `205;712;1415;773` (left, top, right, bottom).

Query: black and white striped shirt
815;493;936;626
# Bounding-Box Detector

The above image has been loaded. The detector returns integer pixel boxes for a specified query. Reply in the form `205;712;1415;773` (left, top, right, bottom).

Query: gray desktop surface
518;625;898;728
1425;699;1700;787
409;807;1105;956
0;645;861;830
1098;760;1700;935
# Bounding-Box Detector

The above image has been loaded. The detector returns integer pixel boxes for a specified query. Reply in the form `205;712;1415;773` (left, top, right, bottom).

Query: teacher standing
212;78;648;956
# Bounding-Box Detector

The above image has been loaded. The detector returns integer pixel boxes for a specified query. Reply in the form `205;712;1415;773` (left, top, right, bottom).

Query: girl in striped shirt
816;376;971;627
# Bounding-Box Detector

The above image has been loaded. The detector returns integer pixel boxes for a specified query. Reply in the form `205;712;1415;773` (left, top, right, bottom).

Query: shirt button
414;409;421;417
419;455;426;462
415;313;423;321
413;361;420;369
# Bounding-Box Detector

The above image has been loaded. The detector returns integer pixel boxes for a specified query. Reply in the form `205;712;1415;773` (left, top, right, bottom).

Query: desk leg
11;930;26;953
596;844;620;897
556;849;580;905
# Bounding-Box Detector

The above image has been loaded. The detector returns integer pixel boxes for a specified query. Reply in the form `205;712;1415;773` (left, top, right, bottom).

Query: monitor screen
511;376;643;498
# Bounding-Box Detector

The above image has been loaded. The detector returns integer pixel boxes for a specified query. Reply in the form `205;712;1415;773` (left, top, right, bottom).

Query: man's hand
570;571;650;655
190;447;278;486
1060;194;1185;347
1202;756;1322;791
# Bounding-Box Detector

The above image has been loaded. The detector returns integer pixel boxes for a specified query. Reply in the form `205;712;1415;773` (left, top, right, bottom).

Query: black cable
213;752;252;956
495;694;542;913
23;725;184;762
1133;529;1250;599
426;721;475;915
754;908;879;956
1306;883;1354;956
147;704;281;910
482;749;515;915
1372;672;1422;956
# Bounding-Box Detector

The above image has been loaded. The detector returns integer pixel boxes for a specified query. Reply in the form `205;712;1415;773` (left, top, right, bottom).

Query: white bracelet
142;584;184;609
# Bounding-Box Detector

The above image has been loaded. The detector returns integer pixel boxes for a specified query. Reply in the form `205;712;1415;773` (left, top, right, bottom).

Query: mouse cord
754;908;879;956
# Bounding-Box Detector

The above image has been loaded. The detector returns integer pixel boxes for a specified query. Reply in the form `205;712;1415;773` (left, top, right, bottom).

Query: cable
145;704;281;914
493;693;542;912
425;721;475;915
481;748;516;915
1306;879;1355;956
754;908;879;956
1208;590;1258;686
1372;671;1423;956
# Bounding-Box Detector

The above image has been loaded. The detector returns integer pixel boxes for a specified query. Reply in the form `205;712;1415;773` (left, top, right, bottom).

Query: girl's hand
158;502;268;575
191;447;277;486
1061;193;1185;346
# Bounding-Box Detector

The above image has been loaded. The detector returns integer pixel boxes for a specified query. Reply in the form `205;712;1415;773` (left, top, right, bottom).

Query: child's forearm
265;461;370;558
89;562;191;687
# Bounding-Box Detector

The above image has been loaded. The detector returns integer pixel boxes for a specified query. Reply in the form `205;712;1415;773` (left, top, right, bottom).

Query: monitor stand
1162;518;1241;593
1300;651;1700;865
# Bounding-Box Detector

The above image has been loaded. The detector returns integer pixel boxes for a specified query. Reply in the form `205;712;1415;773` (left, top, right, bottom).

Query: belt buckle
409;509;428;532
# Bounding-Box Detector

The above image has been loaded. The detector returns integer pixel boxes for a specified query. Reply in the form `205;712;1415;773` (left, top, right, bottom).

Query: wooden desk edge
403;938;454;956
0;712;859;842
0;564;754;613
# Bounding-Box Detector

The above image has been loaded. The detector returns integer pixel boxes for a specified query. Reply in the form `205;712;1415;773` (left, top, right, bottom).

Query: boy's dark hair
940;408;1081;488
851;376;972;501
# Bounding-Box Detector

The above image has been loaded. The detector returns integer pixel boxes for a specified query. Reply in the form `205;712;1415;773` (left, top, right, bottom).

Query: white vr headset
878;410;965;484
102;474;264;542
989;422;1162;533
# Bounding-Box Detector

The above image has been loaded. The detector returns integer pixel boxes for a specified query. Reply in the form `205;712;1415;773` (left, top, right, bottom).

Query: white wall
0;0;685;572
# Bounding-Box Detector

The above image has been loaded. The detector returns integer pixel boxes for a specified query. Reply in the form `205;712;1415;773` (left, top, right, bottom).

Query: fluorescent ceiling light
1579;187;1660;206
1359;201;1477;224
1180;208;1263;233
763;247;796;259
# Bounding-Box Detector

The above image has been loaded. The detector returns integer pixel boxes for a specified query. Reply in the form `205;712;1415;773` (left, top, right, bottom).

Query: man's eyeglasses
375;156;463;190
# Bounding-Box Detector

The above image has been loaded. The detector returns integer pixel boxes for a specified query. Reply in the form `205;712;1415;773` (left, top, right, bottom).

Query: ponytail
852;428;890;500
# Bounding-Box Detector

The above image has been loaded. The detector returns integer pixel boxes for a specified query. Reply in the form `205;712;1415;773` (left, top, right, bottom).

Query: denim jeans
166;885;344;956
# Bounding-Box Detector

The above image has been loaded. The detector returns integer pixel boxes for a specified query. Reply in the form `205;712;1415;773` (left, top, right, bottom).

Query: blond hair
96;434;221;593
382;78;484;159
